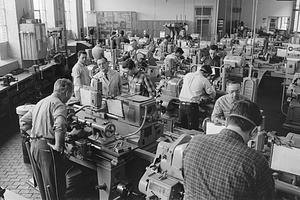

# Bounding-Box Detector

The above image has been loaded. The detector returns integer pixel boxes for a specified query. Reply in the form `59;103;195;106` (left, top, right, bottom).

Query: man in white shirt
92;39;105;61
71;50;91;101
179;65;216;130
91;57;122;97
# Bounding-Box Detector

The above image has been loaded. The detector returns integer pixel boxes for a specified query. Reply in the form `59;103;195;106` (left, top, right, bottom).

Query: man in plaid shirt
122;59;156;98
183;99;274;200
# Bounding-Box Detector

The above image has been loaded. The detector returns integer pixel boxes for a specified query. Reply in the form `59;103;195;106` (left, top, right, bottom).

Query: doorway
194;6;213;41
195;18;211;41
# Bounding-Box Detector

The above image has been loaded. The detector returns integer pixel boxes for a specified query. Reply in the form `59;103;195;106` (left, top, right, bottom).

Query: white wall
240;0;293;29
94;0;218;21
94;0;219;40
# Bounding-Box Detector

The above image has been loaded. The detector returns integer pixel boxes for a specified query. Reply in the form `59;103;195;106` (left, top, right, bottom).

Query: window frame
33;0;47;27
0;0;8;43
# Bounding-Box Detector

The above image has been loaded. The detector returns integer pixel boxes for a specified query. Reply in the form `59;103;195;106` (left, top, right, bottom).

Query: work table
0;61;63;139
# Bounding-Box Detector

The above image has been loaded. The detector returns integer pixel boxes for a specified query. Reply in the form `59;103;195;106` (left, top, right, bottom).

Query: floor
0;133;41;200
0;76;294;200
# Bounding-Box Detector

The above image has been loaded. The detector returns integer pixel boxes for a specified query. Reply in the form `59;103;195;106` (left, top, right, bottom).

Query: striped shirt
128;70;156;97
211;94;246;123
183;129;274;200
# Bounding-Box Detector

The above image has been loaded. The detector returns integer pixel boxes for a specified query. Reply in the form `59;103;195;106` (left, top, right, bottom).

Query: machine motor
119;95;160;127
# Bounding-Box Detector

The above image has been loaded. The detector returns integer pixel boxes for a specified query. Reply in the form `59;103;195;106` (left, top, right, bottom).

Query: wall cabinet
20;23;47;60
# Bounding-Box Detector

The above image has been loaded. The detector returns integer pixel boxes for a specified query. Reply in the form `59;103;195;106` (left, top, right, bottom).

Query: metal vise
0;74;16;86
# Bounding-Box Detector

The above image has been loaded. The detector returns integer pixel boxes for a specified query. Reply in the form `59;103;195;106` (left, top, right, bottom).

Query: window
294;0;300;32
277;17;289;31
64;0;72;31
82;0;91;28
195;7;212;16
33;0;47;26
269;17;277;31
0;0;7;42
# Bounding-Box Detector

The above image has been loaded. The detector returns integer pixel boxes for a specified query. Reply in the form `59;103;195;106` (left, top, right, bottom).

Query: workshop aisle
0;133;41;200
257;76;286;135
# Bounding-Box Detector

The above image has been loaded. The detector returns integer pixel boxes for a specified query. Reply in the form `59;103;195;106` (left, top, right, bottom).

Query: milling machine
138;130;270;200
65;84;164;200
283;73;300;132
139;134;192;200
223;55;245;78
282;44;300;133
156;76;183;128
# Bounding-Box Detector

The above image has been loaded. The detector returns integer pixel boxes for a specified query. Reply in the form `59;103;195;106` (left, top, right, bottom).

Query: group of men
72;49;155;102
19;38;276;200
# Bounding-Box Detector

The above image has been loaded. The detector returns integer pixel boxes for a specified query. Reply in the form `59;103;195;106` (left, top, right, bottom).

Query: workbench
0;61;63;139
67;142;156;200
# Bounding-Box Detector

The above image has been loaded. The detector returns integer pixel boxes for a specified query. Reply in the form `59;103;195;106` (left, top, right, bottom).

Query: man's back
30;95;67;139
179;71;215;102
183;129;274;200
92;45;104;60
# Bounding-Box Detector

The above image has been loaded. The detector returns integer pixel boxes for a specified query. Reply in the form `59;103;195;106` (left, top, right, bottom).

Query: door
196;18;211;41
194;7;213;41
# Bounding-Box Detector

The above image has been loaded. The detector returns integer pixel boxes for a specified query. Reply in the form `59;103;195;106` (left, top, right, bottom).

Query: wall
94;0;219;40
240;0;293;29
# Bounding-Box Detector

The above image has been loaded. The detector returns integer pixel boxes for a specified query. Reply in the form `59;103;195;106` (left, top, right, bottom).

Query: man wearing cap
211;80;246;125
179;64;216;130
163;47;184;77
183;99;274;200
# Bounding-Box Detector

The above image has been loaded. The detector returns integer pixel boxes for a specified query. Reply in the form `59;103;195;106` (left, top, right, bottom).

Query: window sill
0;58;19;76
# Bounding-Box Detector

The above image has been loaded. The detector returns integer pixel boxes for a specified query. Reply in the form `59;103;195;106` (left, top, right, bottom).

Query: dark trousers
179;102;200;130
30;140;66;200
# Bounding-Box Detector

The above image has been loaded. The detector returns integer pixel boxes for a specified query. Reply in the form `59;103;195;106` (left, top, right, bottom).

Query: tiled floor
0;133;41;200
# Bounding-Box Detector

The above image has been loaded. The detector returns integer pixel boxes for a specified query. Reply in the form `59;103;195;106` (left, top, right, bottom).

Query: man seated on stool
122;58;156;98
179;64;216;130
211;80;246;125
183;99;274;200
91;57;122;97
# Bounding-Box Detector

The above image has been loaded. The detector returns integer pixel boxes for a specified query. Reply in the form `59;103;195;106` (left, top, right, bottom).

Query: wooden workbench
0;61;61;139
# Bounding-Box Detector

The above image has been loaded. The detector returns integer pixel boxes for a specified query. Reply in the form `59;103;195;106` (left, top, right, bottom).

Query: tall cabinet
20;23;47;60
